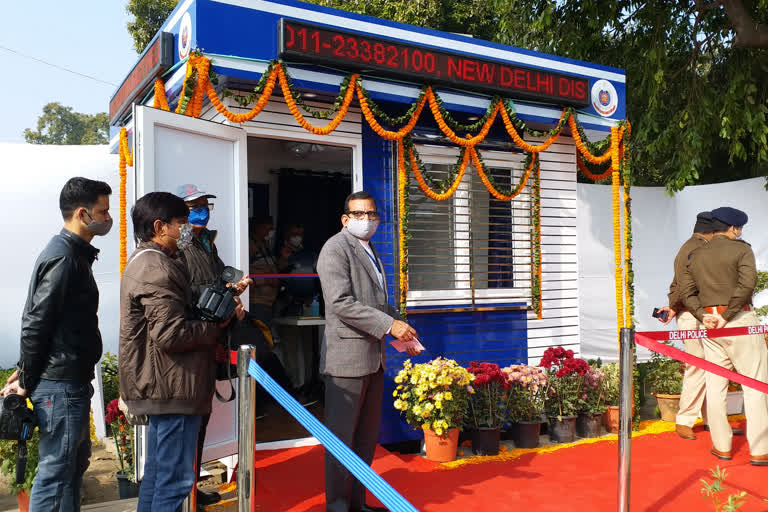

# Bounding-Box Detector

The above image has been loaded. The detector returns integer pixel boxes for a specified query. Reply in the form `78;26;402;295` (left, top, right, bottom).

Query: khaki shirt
667;234;708;311
680;234;756;322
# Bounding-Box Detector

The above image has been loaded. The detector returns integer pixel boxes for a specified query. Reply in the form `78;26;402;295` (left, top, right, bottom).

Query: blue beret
711;207;748;227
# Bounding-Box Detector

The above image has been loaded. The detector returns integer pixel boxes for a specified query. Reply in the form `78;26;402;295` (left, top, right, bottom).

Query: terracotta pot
472;427;501;456
423;427;459;462
548;416;577;443
16;489;29;512
654;393;681;422
576;413;603;438
603;406;620;433
514;420;542;448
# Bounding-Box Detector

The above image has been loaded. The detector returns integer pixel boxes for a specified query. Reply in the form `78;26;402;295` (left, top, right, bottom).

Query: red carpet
254;421;768;511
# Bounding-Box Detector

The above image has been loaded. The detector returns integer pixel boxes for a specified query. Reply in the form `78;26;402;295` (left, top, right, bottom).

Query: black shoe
197;489;221;506
357;505;389;512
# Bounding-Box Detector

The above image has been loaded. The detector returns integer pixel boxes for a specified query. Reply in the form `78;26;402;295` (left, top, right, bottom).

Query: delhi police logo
178;12;192;60
591;79;618;117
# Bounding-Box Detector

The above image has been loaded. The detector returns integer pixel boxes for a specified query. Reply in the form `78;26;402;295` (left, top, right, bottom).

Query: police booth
109;0;626;481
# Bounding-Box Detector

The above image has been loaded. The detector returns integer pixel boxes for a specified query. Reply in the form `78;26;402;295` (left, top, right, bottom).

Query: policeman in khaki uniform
657;212;715;440
680;207;768;465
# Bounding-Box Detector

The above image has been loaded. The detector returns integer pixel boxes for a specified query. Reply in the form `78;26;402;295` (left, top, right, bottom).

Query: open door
132;105;248;480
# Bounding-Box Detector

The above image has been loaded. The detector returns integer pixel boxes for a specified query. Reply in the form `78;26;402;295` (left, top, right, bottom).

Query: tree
126;0;179;54
24;103;110;145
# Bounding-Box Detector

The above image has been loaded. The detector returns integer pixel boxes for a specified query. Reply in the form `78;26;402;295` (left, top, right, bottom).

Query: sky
0;2;139;143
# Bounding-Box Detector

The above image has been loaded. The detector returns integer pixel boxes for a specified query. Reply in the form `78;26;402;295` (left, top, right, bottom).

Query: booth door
133;105;248;480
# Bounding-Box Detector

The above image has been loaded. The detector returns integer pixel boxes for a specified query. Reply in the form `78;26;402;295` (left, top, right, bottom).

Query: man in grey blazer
318;191;422;512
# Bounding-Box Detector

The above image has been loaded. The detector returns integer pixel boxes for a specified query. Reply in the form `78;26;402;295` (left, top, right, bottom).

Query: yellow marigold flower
393;390;398;397
444;392;453;401
422;423;431;430
435;400;442;409
435;427;443;436
394;376;403;384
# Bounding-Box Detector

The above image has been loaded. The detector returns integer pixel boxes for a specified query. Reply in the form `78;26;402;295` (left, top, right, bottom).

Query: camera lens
4;394;22;410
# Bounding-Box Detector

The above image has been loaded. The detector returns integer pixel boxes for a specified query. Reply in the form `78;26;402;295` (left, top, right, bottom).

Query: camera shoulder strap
215;324;236;403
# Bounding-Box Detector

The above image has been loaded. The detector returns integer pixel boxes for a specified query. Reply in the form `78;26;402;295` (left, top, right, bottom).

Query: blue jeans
29;379;93;512
138;414;201;512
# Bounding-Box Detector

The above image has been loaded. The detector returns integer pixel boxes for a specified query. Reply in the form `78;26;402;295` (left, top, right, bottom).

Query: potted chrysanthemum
540;347;590;443
465;362;512;456
503;364;548;448
576;366;607;438
393;357;475;462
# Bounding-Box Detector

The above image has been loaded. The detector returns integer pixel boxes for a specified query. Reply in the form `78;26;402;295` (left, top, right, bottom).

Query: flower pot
16;490;29;512
116;472;140;499
500;425;516;441
576;413;603;438
726;390;744;415
603;406;620;434
514;420;542;448
423;427;459;462
654;393;681;422
472;427;501;456
548;416;577;443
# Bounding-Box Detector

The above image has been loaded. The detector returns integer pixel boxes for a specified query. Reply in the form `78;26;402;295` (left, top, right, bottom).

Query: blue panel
379;307;528;444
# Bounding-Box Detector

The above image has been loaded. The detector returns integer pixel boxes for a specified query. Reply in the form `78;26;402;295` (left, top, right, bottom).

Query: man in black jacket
2;177;112;511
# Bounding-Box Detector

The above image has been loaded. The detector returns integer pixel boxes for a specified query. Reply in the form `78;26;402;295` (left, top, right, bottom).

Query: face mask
177;223;194;249
288;235;303;251
188;206;210;227
84;210;113;236
346;218;379;241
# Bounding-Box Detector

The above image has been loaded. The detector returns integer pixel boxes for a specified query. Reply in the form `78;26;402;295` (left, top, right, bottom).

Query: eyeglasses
346;210;380;220
189;204;214;212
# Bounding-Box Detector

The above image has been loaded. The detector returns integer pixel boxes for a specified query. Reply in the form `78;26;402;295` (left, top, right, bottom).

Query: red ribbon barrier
635;327;768;395
248;273;318;279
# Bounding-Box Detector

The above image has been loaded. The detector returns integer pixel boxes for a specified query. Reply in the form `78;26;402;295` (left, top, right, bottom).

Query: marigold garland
118;127;133;277
144;54;632;332
153;79;170;111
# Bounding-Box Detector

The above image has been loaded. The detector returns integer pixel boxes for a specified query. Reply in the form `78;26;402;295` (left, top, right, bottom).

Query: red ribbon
635;329;768;395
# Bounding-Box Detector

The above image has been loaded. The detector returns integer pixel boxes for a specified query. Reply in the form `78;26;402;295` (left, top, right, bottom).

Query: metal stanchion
617;327;634;512
238;345;258;512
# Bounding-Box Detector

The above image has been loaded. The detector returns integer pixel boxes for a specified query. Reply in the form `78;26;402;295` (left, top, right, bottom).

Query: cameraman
2;177;112;512
120;192;242;512
174;184;250;508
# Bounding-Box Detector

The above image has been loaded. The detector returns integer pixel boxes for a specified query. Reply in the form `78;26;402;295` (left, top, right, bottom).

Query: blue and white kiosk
110;0;625;477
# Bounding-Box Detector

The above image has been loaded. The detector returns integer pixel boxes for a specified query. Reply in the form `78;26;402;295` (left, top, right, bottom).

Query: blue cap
175;184;216;202
711;207;748;227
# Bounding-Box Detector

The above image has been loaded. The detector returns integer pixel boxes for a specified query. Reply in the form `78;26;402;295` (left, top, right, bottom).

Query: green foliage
544;374;583;418
646;344;684;395
126;0;179;53
601;363;621;407
101;352;120;411
24;103;109;145
700;466;746;511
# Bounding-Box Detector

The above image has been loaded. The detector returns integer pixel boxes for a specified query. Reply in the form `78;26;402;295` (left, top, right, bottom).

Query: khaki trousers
675;311;708;427
702;310;768;455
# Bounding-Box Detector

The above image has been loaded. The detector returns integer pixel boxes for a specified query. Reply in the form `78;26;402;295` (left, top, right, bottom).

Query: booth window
405;145;531;309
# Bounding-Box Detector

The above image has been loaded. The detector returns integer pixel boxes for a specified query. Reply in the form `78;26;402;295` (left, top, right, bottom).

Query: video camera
196;266;244;324
0;393;36;485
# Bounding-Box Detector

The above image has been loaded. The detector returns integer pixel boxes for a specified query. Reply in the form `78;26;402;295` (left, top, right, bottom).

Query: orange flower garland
278;65;358;136
470;147;536;201
205;67;279;123
568;115;613;164
576;152;612;181
499;106;567;153
153;79;170;111
358;85;426;141
141;55;634;330
118;127;133;277
426;88;499;147
397;139;409;312
409;145;470;201
610;126;625;337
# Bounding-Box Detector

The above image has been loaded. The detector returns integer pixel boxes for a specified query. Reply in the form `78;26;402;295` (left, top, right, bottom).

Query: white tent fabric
579;178;768;362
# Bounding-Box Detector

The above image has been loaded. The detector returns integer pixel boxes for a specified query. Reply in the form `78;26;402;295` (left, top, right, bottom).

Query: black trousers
323;368;384;512
194;412;211;482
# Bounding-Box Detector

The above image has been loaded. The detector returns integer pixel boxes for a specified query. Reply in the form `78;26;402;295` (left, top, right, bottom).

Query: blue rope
248;360;419;512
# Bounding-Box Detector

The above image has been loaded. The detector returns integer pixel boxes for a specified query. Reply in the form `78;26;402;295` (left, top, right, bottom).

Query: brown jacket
680;235;756;322
667;234;708;311
119;242;222;416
